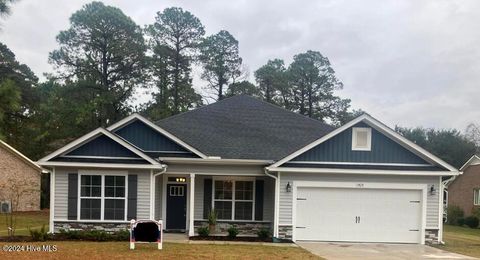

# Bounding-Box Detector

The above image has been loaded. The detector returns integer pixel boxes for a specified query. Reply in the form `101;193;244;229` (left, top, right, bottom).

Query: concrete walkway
297;242;476;260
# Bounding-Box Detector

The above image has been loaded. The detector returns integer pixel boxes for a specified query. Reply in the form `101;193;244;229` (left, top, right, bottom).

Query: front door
166;183;187;230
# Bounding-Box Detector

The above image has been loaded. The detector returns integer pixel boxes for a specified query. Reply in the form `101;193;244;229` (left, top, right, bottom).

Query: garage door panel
295;187;422;243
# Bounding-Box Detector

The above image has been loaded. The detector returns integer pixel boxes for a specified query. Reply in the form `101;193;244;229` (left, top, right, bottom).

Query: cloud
1;0;478;130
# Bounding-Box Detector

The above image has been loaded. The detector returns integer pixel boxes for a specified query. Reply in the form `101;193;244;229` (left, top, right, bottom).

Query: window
80;174;126;221
104;176;125;220
352;127;372;151
80;175;101;220
474;189;480;206
213;180;254;220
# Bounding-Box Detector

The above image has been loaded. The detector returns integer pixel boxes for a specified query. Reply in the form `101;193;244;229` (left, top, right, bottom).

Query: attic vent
352;127;372;151
0;201;11;213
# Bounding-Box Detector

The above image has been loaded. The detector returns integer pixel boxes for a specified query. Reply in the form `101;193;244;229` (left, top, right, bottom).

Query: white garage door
295;187;422;243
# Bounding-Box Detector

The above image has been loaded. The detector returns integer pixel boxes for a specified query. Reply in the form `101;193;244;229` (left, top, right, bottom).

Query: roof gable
271;114;458;172
114;119;198;158
39;128;159;165
286;122;439;170
156;95;334;160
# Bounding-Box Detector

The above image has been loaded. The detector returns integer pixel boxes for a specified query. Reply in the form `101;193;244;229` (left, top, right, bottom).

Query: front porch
153;173;275;237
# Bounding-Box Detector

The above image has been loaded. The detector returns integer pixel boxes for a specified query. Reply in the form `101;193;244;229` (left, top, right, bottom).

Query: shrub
56;229;129;241
208;209;217;225
29;225;49;241
472;207;480;219
447;205;464;225
465;216;479;228
197;226;210;237
227;225;239;239
457;217;465;226
257;228;271;240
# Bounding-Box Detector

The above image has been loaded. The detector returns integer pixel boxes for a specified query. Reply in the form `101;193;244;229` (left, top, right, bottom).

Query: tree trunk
173;42;180;113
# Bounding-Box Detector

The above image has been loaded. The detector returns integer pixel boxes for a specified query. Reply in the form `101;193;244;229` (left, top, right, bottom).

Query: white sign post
129;219;163;250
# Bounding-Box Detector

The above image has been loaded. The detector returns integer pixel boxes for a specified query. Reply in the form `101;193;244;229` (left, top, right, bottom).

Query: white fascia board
459;155;480;171
38;128;159;165
266;167;460;176
106;113;208;159
160;157;273;165
37;161;166;170
270;114;458;172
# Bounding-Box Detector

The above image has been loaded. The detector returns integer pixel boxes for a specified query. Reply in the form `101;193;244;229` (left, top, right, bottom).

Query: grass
0;241;321;259
435;225;480;258
0;211;49;236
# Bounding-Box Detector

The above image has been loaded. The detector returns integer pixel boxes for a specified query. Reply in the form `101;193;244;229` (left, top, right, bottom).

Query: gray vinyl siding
154;175;163;220
134;170;151;220
279;173;440;229
54;168;71;219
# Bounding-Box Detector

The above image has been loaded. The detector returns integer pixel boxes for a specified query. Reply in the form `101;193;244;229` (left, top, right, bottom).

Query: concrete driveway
297;242;476;260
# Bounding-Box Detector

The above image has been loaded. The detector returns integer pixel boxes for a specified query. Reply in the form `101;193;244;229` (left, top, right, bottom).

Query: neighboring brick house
447;155;480;216
0;140;42;211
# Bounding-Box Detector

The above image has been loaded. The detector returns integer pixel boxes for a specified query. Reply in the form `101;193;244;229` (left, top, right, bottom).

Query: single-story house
447;155;480;216
0;140;42;211
38;95;459;244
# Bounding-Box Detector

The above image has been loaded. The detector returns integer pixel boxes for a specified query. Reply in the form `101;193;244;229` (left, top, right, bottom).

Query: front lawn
0;211;49;236
435;225;480;258
0;241;321;259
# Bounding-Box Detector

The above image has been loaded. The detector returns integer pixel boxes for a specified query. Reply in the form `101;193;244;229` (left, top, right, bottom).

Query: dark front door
166;184;187;230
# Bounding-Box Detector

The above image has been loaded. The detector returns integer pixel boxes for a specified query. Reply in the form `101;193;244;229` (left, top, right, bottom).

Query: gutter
151;164;168;220
264;168;280;239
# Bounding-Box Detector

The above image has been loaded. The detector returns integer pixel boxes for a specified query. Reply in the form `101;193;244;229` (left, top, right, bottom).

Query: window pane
92;176;102;185
235;201;253;220
214;201;232;220
81;175;90;185
235;181;253;200
91;187;101;197
116;187;125;197
104;199;125;220
475;189;480;205
215;181;232;200
115;176;125;186
80;199;101;220
105;176;115;186
81;186;90;197
105;187;115;197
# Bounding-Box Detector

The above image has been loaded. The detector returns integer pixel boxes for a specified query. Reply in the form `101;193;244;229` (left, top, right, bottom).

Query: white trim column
49;167;55;233
188;173;195;236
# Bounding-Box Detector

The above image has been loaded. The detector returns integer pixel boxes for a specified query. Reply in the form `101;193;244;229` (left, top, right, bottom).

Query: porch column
188;173;195;236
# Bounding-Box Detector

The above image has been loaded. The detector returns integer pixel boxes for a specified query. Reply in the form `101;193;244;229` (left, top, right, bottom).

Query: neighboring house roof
0;140;42;172
269;113;458;172
156;95;335;160
459;154;480;171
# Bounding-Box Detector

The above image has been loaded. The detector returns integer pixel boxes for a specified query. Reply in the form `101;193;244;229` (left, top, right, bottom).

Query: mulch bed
190;236;292;243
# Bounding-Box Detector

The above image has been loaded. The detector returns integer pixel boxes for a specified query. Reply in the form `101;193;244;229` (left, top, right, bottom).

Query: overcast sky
1;0;478;130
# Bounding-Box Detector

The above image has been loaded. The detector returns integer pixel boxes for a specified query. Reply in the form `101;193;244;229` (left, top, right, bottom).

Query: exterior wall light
430;185;436;195
286;182;292;193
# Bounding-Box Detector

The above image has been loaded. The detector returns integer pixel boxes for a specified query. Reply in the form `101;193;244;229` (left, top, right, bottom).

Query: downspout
151;164;168;220
264;168;279;239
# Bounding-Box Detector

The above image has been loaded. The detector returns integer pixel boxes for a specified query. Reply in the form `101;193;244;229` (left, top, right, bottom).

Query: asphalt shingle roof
156;95;335;160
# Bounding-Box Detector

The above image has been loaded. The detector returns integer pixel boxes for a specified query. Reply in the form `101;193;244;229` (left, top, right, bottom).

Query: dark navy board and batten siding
288;122;436;168
114;119;197;158
66;135;140;158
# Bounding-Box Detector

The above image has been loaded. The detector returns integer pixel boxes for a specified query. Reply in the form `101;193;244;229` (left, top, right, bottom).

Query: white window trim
352;127;372;151
211;177;256;221
78;172;128;221
474;189;480;206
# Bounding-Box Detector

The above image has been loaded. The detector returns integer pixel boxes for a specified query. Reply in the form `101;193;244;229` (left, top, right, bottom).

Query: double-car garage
292;182;427;244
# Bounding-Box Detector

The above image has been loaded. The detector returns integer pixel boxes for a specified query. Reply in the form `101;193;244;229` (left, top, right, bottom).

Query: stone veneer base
194;220;271;236
53;221;130;233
